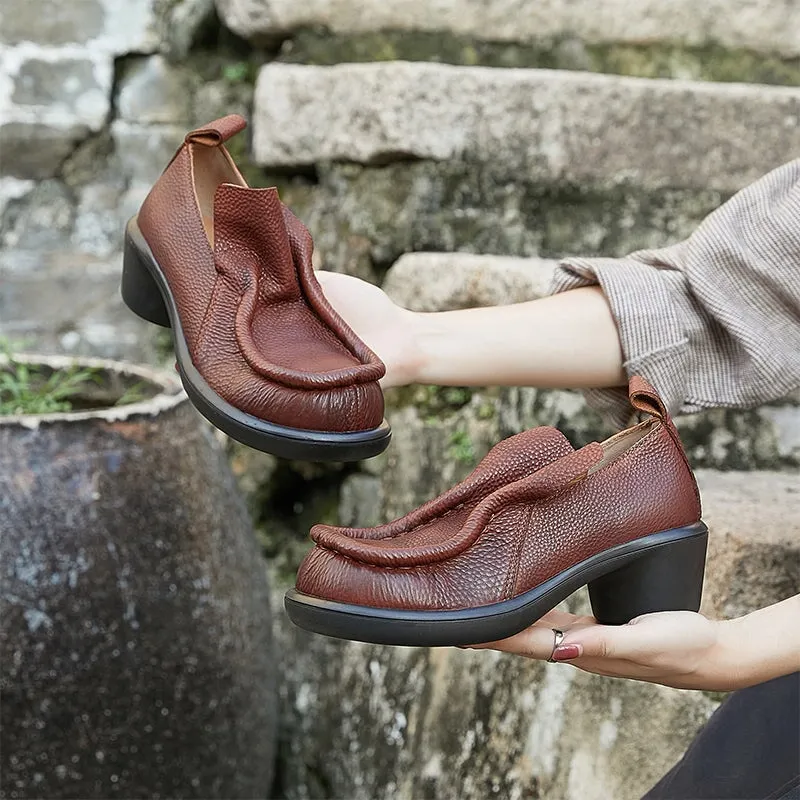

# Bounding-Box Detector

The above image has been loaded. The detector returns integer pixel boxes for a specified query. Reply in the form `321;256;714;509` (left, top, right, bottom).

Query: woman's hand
316;271;421;388
465;608;748;691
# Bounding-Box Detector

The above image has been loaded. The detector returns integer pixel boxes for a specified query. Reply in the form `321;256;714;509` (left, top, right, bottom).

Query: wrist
401;311;444;387
700;615;780;691
700;618;752;691
385;308;427;387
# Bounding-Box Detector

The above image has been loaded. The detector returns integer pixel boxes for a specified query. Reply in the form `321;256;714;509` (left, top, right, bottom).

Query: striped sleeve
550;159;800;428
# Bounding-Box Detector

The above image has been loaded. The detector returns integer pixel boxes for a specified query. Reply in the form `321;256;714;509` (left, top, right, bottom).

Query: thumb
553;621;645;662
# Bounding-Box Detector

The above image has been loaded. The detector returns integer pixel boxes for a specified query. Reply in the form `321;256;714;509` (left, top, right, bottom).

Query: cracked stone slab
218;0;800;58
0;121;90;179
0;48;113;178
254;62;800;192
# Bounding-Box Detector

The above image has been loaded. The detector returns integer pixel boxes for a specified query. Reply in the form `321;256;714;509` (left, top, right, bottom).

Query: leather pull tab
185;114;247;146
629;375;669;420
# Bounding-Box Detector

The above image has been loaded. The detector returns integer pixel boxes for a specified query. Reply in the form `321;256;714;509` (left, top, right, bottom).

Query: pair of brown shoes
123;117;707;646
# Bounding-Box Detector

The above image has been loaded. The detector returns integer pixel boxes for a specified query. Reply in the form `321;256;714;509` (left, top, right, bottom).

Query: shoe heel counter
628;376;701;522
137;141;190;241
664;418;702;522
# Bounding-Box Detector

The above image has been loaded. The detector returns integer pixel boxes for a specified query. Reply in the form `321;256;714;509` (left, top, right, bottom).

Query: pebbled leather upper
295;377;703;610
137;115;385;433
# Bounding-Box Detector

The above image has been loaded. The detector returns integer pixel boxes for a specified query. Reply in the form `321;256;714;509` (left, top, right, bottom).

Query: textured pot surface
0;357;277;800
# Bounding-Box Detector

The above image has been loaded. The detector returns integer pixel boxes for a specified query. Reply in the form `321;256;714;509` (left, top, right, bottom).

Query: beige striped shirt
551;159;800;427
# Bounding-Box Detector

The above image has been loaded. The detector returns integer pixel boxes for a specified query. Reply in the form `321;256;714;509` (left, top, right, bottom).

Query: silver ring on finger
547;628;565;662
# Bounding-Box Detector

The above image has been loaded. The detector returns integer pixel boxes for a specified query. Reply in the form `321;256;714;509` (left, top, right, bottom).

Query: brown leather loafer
285;377;708;645
121;115;390;461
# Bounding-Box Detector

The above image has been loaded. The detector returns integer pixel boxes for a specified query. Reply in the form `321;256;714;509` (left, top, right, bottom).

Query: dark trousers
643;673;800;800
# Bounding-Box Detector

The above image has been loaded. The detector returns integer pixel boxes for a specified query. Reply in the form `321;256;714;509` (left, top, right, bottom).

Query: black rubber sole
284;522;708;646
121;217;392;462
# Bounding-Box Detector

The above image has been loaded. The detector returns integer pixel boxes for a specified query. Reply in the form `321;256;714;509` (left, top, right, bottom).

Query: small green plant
0;339;100;416
113;382;150;407
448;429;476;466
222;61;251;84
0;361;99;416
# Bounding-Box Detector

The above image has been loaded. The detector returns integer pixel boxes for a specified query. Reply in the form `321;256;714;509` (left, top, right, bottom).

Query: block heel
588;528;708;625
121;234;171;328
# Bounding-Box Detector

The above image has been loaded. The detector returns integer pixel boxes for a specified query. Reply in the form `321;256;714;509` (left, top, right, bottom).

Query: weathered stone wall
2;2;799;798
0;0;240;360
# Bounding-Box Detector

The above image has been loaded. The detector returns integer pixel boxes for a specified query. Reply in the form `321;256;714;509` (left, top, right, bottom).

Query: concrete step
267;466;799;800
220;0;800;59
253;62;800;193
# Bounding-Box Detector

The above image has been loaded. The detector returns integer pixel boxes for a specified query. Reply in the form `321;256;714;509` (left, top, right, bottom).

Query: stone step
0;249;161;363
380;252;800;472
220;0;800;59
268;468;799;800
253;62;800;193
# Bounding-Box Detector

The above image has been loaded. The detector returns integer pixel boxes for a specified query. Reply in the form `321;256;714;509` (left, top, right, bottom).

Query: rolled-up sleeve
551;159;800;427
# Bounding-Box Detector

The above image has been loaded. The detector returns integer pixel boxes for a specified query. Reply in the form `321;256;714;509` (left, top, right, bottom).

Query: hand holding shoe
315;271;421;389
466;595;800;692
466;608;727;690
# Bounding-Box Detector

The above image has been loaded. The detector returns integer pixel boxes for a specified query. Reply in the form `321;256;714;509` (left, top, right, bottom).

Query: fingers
464;611;596;659
466;625;564;659
465;620;644;662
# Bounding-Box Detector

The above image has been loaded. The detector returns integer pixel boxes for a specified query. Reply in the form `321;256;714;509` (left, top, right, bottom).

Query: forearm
713;596;800;690
408;287;626;389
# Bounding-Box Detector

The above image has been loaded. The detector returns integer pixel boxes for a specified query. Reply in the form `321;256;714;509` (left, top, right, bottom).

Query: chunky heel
121;236;171;328
588;529;708;625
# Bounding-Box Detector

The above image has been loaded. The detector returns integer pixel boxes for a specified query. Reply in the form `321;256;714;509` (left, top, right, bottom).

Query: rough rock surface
0;0;158;180
384;252;556;311
0;249;160;362
280;161;726;275
254;62;800;192
269;472;798;800
695;470;800;619
218;0;800;58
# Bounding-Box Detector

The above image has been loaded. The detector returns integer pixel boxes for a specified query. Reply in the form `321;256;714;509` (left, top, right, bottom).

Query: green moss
477;401;496;421
588;42;800;86
448;429;476;466
0;358;101;415
222;60;255;84
279;29;800;85
386;384;475;416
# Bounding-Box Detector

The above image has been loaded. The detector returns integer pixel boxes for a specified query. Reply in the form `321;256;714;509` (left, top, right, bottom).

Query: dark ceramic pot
0;356;277;800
